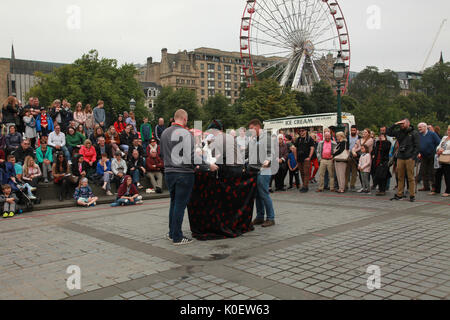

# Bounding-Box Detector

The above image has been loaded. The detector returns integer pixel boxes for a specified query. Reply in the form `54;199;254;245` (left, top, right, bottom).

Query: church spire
11;43;15;61
439;51;444;64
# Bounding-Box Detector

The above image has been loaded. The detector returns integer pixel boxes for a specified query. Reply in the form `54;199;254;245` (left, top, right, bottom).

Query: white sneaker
357;188;364;193
136;200;144;204
137;195;143;201
30;187;37;192
146;188;155;194
29;195;37;200
106;191;113;196
173;237;194;246
68;160;72;165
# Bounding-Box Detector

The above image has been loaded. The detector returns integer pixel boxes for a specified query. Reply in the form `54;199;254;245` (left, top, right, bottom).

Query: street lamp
129;98;136;111
333;52;347;133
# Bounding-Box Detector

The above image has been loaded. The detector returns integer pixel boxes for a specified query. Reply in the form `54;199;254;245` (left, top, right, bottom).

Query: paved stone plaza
0;186;449;300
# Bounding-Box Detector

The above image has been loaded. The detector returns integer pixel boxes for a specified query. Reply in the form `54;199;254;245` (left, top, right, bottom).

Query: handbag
438;154;450;164
334;149;350;162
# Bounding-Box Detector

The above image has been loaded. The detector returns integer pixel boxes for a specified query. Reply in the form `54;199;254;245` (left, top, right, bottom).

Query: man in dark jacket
154;118;166;145
387;119;420;202
417;122;441;192
94;136;113;161
13;139;35;165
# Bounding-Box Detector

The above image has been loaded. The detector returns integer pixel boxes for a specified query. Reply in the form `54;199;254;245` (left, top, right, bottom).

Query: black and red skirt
187;170;257;240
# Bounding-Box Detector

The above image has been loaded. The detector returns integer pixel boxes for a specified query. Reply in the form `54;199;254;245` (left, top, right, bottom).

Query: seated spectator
97;153;114;196
119;124;137;155
127;149;146;189
105;126;122;156
128;137;144;159
74;177;98;207
48;124;71;161
126;111;137;133
146;138;161;158
145;149;164;193
36;107;54;137
89;125;105;146
66;126;85;157
114;114;126;134
76;124;87;140
110;175;143;207
2;96;18;131
22;156;42;187
1;155;19;192
10;155;37;200
52;152;73;201
13;139;35;165
0;148;5;164
79;139;97;178
36;138;53;183
95;136;113;161
5;125;22;156
1;184;19;218
71;154;88;184
111;151;127;191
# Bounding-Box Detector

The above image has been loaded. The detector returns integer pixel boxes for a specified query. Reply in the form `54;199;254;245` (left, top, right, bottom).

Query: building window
207;64;215;71
186;65;190;72
208;89;215;96
225;65;231;73
181;79;185;84
234;66;237;73
201;72;205;78
234;83;238;89
218;74;222;80
201;89;205;95
218;65;222;71
187;80;190;85
234;91;238;97
201;64;204;70
181;65;185;73
192;80;195;85
234;75;238;81
208;72;215;80
201;80;205;87
176;79;179;84
218;82;222;88
208;81;215;88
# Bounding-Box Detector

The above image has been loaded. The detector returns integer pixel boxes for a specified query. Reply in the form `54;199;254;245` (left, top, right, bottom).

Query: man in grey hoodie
93;100;106;129
161;109;218;246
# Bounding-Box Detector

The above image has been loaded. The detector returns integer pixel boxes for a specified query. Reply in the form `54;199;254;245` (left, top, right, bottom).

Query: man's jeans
165;172;195;243
256;171;275;221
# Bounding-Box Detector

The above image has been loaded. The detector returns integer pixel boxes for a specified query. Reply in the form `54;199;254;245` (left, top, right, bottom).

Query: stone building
0;45;66;104
140;47;279;105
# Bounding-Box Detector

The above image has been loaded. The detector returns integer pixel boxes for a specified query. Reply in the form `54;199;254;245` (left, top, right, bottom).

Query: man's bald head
174;109;188;126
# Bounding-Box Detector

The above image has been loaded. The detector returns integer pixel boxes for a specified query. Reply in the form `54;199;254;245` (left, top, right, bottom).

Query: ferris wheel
240;0;351;93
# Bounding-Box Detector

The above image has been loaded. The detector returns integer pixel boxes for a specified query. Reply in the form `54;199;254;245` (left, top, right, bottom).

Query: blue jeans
165;172;195;243
131;169;140;184
256;171;275;221
110;198;137;207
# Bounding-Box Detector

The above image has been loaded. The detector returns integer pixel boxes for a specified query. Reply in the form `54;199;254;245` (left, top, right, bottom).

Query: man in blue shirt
417;122;441;192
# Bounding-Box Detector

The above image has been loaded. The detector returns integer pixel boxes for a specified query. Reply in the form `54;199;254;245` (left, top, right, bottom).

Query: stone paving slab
0;226;179;299
227;215;450;300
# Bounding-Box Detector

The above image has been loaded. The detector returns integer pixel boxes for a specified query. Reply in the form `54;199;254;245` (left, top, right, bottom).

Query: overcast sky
1;0;448;72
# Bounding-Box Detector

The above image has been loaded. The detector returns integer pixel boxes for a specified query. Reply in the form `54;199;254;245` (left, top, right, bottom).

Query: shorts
78;197;89;203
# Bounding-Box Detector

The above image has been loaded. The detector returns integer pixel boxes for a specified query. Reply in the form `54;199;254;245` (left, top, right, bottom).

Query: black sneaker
300;188;308;193
174;237;194;246
410;196;416;202
391;195;402;201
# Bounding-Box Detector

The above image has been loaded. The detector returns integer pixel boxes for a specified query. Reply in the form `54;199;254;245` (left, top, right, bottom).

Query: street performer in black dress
187;120;258;240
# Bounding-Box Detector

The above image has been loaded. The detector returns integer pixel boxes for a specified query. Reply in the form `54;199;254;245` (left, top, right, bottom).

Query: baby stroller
13;182;41;213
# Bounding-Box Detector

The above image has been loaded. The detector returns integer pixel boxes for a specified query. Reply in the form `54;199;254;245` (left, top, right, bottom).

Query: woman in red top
105;125;121;155
79;139;97;178
114;115;126;134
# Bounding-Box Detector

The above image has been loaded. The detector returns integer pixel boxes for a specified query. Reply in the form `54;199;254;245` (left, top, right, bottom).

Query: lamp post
129;98;136;112
333;52;347;133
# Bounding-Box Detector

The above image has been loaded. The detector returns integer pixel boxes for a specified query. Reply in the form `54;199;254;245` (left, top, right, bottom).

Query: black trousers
421;156;435;190
434;164;450;194
289;169;300;188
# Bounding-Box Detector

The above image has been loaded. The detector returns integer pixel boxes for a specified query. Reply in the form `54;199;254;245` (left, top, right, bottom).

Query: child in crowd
110;175;143;207
97;153;114;196
1;184;19;218
74;178;98;207
287;145;300;190
358;144;372;193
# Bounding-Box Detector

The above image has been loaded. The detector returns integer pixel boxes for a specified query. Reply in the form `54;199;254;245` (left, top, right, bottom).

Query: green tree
202;94;236;130
153;87;200;127
28;50;148;125
309;80;336;113
239;78;302;124
348;66;400;101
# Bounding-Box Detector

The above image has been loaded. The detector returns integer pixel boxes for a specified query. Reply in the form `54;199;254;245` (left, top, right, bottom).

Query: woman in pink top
358;144;372;193
73;102;86;128
79;139;97;178
22;156;42;187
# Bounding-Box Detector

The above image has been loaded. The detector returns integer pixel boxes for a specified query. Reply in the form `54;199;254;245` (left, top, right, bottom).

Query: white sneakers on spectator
146;188;156;194
173;237;194;246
